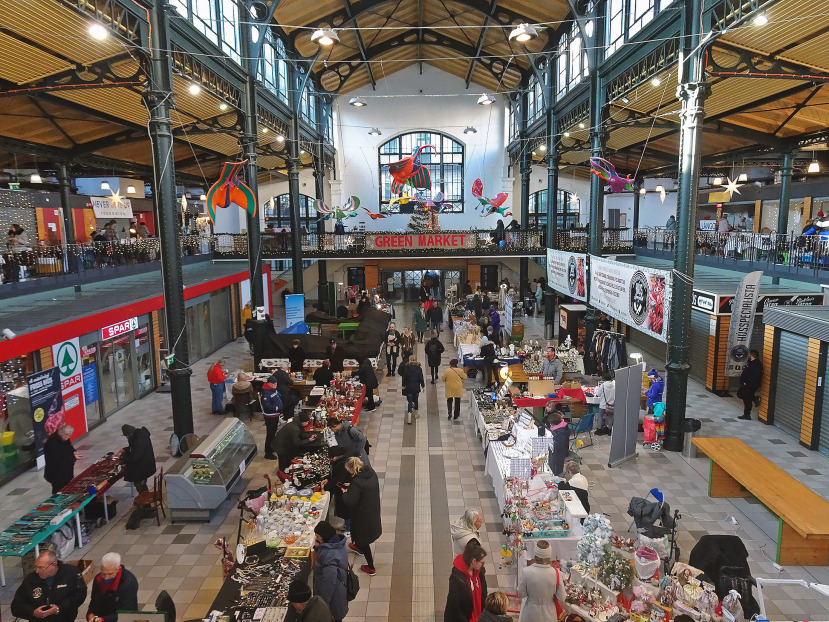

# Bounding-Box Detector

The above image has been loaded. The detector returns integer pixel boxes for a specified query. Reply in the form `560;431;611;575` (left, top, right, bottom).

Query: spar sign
51;337;88;438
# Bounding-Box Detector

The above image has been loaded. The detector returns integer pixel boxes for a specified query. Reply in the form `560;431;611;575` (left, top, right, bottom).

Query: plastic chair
568;412;594;448
627;487;664;533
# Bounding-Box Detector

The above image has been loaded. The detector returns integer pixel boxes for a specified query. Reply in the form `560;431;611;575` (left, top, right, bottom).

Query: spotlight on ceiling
639;187;646;195
349;96;367;107
563;131;570;138
509;23;539;43
261;127;269;133
101;180;110;191
579;122;586;129
311;29;339;46
301;150;306;155
368;127;382;136
188;82;201;95
127;185;136;194
651;77;662;87
277;135;285;142
713;176;723;185
200;194;207;201
30;173;42;184
753;13;769;26
809;160;820;174
89;23;108;40
738;173;748;182
539;145;547;151
532;151;537;156
463;126;477;135
654;184;664;193
219;102;228;111
477;93;496;105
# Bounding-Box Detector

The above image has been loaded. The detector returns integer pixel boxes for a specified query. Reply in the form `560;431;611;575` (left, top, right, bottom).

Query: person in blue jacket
313;521;349;622
645;369;664;413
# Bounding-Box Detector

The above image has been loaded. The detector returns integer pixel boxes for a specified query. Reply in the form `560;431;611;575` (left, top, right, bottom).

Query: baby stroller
688;535;760;619
627;488;681;574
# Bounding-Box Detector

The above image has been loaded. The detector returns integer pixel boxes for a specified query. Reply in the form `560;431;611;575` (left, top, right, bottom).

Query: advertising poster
52;337;87;439
589;256;672;342
546;249;588;302
27;368;64;460
724;271;763;376
285;294;306;330
503;296;513;336
83;364;99;405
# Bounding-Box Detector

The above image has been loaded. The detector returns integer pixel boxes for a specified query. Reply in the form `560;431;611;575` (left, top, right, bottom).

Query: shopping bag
643;416;657;444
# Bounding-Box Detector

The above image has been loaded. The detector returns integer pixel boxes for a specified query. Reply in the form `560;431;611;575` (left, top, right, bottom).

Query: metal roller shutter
774;331;808;439
820;365;829;456
629;329;668;370
689;311;709;383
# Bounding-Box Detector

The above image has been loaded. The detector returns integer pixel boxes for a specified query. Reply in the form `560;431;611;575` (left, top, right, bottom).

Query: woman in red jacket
444;543;487;622
207;359;227;414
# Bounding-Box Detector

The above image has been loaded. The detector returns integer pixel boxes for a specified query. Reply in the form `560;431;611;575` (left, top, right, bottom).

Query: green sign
56;342;79;378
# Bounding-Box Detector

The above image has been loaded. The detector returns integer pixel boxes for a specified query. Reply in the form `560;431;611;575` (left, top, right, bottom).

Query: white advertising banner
546;249;588;302
724;270;763;376
503;296;513;336
91;196;134;219
589;256;672;342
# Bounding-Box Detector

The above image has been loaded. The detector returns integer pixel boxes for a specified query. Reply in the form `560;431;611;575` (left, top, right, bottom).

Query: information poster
52;337;87;439
285;294;306;330
503;296;513;336
27;368;64;461
83;364;99;405
589;256;672;342
546;249;588;302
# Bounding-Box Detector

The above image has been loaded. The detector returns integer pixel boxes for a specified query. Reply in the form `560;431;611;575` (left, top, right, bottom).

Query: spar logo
629;270;648;325
567;256;577;295
57;342;78;377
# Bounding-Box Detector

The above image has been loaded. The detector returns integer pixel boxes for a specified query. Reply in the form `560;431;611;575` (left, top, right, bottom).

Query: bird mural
471;178;510;217
589;157;634;193
387;144;434;195
312;196;361;220
361;207;391;220
205;160;257;224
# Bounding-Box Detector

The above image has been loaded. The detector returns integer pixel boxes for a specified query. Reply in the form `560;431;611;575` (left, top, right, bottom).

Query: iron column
57;163;77;273
545;151;559;330
664;0;711;452
519;91;530;302
633;183;641;230
313;148;329;312
772;149;794;285
145;0;193;438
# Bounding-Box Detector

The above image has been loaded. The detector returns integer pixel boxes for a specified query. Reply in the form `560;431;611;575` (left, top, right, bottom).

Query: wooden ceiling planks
719;0;829;57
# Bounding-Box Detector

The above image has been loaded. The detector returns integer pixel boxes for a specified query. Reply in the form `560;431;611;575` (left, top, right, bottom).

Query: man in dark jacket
86;552;138;622
286;580;332;622
12;551;87;622
738;349;763;420
313;360;335;388
273;412;320;472
43;425;78;494
120;425;155;493
273;367;300;419
288;339;306;373
326;339;345;373
260;377;283;460
357;359;379;412
480;337;497;390
327;417;370;466
425;331;446;384
427;302;443;337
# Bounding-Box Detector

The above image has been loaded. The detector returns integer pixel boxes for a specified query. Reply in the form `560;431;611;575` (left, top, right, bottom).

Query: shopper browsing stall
480;337;497;390
43;425;78;494
286;580;332;622
557;460;590;513
480;592;513;622
86;552;139;622
273;411;320;472
444;543;488;622
594;374;616;436
546;410;570;477
341;457;382;576
450;508;483;555
312;522;349;622
357;358;379;412
645;369;664;412
327;417;370;466
517;540;565;622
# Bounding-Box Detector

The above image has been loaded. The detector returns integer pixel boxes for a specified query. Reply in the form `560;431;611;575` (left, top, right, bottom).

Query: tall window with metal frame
258;33;290;104
604;0;670;59
264;194;319;231
219;0;240;64
378;131;464;212
530;189;581;231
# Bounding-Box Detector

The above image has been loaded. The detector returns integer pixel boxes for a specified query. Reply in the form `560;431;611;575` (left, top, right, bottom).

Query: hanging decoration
722;177;743;199
471;179;511;217
361;207;391;220
418;191;454;214
387;144;435;195
589;157;634;193
205;161;257;224
312;196;361;220
659;187;667;204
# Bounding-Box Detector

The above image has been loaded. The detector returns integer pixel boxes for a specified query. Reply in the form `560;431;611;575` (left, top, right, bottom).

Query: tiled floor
2;304;829;621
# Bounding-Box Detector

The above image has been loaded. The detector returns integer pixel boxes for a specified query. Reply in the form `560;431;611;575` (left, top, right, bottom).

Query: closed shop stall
629;330;668;369
210;288;232;352
689;311;710;383
821;363;829;456
774;331;809;439
80;333;102;429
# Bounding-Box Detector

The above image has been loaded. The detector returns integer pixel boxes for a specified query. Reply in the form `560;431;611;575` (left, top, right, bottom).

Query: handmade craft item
387;144;434;194
589;157;635;193
472;178;511;217
312;196;361;220
206;160;257;224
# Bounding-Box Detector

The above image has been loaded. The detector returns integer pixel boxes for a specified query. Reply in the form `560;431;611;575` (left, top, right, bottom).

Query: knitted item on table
576;513;612;568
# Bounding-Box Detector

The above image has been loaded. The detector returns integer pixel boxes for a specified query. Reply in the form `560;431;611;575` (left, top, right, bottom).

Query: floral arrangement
598;549;634;591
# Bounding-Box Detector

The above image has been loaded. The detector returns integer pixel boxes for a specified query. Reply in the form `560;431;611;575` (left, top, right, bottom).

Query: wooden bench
693;437;829;566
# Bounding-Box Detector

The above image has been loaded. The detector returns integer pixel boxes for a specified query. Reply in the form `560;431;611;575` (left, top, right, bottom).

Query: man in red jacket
207;359;227;414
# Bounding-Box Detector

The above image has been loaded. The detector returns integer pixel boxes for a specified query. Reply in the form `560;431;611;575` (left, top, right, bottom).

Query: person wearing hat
288;339;306;373
480;336;497;390
442;359;468;420
286;580;331;622
326;339;345;373
517;540;566;622
313;360;335;388
273;411;320;472
120;424;155;493
260;376;283;460
312;522;349;621
644;369;664;413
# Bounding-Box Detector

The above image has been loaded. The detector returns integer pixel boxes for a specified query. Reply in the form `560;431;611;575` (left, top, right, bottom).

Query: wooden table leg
707;460;750;498
777;521;829;566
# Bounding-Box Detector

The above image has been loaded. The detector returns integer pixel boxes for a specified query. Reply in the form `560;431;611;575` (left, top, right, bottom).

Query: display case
164;418;257;522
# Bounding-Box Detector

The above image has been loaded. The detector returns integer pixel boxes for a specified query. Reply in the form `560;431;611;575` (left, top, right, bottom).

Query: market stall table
58;453;125;522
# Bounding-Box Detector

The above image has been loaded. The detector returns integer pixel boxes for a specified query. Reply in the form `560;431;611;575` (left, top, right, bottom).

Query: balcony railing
555;228;635;254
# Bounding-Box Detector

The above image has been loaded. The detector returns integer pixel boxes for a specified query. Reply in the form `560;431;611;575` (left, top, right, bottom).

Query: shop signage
27;368;63;462
83;364;99;405
285;294;305;331
691;290;717;313
725;271;763;377
101;317;138;340
52;337;88;437
699;220;717;230
699;291;825;315
365;233;475;251
589;256;672;342
91;196;133;219
546;249;588;302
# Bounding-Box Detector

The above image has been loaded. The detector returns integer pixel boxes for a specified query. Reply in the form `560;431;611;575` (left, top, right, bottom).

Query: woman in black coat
43;425;77;494
322;446;353;527
340;457;382;575
400;356;425;424
547;412;570;477
445;543;488;622
357;359;379;412
121;425;156;493
737;349;763;420
425;331;446;384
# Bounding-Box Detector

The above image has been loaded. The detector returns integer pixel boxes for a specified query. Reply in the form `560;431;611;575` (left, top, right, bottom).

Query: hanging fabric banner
589;256;672;342
546;249;588;302
724;270;763;376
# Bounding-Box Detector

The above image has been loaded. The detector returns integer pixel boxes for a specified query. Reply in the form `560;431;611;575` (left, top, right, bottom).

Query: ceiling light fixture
349;96;367;107
477;93;496;105
539;145;547;151
200;194;207;201
579;122;586;129
753;13;769;26
368;127;382;136
30;172;42;184
532;151;537;156
301;150;306;155
651;77;662;87
188;82;201;95
219;102;228;111
276;135;285;142
89;23;108;40
463;126;477;135
639;187;646;195
738;172;748;182
101;180;110;191
654;184;664;193
713;176;723;185
509;23;539;43
261;127;268;133
809;160;820;174
127;185;136;194
563;131;570;138
311;29;339;46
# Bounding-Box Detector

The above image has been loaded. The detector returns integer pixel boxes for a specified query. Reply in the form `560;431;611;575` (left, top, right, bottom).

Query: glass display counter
164;418;257;522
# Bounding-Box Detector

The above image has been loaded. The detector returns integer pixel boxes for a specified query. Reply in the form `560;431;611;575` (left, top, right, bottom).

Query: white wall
334;64;509;231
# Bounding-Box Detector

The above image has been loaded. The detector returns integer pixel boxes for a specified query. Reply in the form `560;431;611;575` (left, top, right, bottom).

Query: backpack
343;563;360;601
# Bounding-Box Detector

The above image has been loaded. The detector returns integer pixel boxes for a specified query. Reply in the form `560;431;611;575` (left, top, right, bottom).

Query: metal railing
555;228;635;254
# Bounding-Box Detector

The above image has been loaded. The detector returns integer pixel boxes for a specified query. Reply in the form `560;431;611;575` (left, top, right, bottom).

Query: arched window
264;194;319;232
529;188;582;230
378;131;464;212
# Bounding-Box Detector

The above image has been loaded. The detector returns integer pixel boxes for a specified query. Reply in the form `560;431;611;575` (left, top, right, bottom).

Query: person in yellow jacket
442;359;467;420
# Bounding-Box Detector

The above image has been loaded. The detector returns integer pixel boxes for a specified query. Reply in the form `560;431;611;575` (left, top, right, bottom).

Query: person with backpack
327;417;370;466
312;521;349;622
260;375;283;460
425;330;446;384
